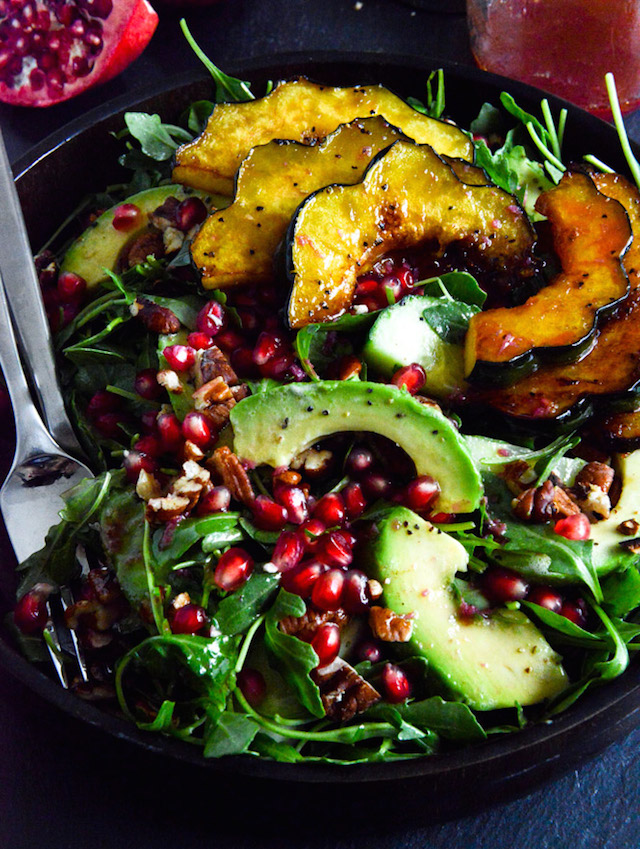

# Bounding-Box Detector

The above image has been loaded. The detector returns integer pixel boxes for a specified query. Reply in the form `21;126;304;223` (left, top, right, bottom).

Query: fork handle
0;132;83;458
0;272;59;459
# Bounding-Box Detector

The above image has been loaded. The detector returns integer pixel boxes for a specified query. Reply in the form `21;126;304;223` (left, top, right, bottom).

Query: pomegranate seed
163;344;195;372
341;569;370;613
391;363;426;395
196;300;226;336
288;363;307;382
231;347;258;377
252;331;283;366
527;586;563;613
311;622;341;667
123;449;157;482
181;411;212;447
215;327;245;352
112;203;142;232
312;492;345;527
361;472;393;500
187;331;214;350
14;589;48;635
133;435;163;457
300;518;326;552
140;409;159;434
356;640;382;664
237;309;259;333
271;530;305;572
281;559;327;597
87;389;121;419
355;276;379;296
157;412;182;451
197;486;231;515
175;197;207;232
402;475;440;512
430;512;454;523
170;603;208;635
252;495;288;530
93;412;124;439
260;351;294;380
554;513;591;540
237;668;266;706
317;530;353;568
382;663;412;703
346;445;375;477
57;270;86;302
214;547;254;592
482;566;529;603
134;368;162;400
342;481;367;518
311;568;345;611
275;485;308;525
560;598;588;627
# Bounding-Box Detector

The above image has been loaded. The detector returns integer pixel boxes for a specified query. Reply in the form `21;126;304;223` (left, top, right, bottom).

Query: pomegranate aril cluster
352;260;416;312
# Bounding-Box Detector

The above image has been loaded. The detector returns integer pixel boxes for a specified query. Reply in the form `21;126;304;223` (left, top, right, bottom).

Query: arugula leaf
602;567;640;618
263;590;324;718
152;513;243;570
420;271;487;307
421;300;479;345
406;69;445;119
294;311;377;380
123;112;192;161
398;696;486;742
215;573;280;636
180;19;255;103
203;710;260;757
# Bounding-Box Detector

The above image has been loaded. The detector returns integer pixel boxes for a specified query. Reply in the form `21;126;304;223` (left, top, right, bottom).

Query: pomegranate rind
0;0;159;108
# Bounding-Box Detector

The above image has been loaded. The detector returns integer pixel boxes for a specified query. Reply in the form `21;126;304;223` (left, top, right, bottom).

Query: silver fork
0;272;94;686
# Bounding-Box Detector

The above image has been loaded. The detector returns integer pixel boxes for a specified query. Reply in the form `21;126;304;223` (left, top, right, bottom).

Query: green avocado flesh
61;185;225;289
230;381;482;514
362;295;466;399
369;507;568;709
591;450;640;574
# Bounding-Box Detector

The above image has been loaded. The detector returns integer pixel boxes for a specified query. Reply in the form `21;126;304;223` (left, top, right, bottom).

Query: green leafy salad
11;47;640;765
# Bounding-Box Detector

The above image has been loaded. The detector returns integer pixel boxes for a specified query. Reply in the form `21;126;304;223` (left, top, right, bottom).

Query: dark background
2;1;640;846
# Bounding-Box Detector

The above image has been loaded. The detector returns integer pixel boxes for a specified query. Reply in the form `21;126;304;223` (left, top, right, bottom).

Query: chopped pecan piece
195;344;238;387
279;608;349;642
367;579;383;600
146;493;191;523
192;376;233;409
205;398;236;431
181;440;205;462
618;519;640;536
573;461;615;520
619;537;640;555
311;658;381;721
149;197;180;230
512;479;581;522
273;469;302;487
136;469;162;501
157;369;183;394
369;606;414;642
209;446;255;505
130;297;180;334
120;230;165;269
291;447;334;478
230;383;250;402
501;460;537;495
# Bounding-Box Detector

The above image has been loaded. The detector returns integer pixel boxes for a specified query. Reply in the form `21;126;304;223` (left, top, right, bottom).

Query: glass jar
467;0;640;116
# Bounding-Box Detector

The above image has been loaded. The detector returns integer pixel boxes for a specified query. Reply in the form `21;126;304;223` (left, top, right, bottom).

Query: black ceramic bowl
2;53;640;823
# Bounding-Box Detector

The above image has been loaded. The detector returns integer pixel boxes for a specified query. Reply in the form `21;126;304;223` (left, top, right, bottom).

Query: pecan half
120;230;165;269
279;608;349;642
195;344;238;387
512;479;581;522
311;658;380;722
369;606;414;642
130;297;180;334
573;461;615;521
209;446;255;505
150;197;180;230
192;376;233;409
618;519;640;536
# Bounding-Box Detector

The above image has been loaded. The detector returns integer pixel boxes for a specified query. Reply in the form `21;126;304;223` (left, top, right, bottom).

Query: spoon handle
0;130;84;458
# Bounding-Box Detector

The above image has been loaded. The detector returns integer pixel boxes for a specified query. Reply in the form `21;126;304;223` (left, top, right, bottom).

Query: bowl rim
3;50;640;787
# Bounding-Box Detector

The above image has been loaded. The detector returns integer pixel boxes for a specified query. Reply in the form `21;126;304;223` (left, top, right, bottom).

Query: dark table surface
2;1;640;846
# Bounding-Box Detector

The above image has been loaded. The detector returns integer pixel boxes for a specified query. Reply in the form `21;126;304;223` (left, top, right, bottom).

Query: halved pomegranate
0;0;159;108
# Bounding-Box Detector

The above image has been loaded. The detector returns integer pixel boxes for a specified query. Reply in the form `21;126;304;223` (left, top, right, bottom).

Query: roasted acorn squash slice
285;140;535;329
467;172;640;423
465;171;632;386
191;117;410;289
173;78;473;195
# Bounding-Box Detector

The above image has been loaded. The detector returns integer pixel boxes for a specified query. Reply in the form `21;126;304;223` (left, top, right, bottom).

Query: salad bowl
2;53;640;822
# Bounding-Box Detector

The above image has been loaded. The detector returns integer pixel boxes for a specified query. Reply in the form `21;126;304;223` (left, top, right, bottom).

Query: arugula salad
10;47;640;765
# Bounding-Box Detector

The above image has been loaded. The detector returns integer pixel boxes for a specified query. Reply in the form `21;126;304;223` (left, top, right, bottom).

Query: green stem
143;521;169;635
583;154;615;173
606;73;640;191
526;123;566;172
234;614;265;673
541;99;560;160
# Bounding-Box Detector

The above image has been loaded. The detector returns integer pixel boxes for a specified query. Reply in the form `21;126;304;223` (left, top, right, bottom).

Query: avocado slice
230;381;482;514
61;185;225;290
362;295;466;399
368;507;568;709
591;450;640;574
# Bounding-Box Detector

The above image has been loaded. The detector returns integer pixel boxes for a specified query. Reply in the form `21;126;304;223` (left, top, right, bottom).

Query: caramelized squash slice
285;141;535;329
191;117;410;289
173;78;473;195
465;172;632;386
470;172;640;421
